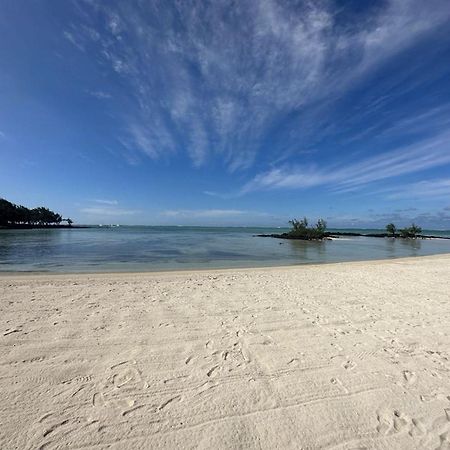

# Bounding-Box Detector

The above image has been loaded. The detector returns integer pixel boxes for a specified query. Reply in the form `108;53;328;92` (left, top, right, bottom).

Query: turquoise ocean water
1;226;450;273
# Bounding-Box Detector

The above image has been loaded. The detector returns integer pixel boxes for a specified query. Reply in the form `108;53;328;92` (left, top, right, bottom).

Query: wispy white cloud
242;132;450;194
87;90;112;99
63;30;85;52
385;179;450;199
203;191;220;197
90;199;118;205
160;209;268;219
80;199;138;217
64;0;450;169
80;206;139;216
118;119;176;161
373;106;450;141
202;190;235;200
0;130;6;139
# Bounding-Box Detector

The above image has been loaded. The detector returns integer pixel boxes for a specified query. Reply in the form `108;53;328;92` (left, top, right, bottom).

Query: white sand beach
1;255;450;449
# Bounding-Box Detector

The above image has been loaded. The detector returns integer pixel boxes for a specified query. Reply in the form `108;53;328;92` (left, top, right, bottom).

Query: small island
257;218;450;241
0;197;77;229
257;217;329;240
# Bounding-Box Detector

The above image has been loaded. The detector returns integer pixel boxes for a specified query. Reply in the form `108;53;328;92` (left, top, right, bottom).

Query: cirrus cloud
63;0;450;170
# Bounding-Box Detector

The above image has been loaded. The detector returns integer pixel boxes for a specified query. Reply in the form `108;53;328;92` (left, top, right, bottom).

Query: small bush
287;217;327;240
386;223;397;237
399;223;422;238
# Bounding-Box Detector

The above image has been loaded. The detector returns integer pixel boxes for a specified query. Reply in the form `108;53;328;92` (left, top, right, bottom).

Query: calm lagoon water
1;226;450;273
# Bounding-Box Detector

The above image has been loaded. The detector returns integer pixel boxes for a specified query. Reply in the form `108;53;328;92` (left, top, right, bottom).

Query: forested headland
0;198;74;228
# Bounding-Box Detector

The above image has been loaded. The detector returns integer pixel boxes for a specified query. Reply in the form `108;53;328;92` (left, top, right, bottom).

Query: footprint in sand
93;361;143;412
415;407;450;448
393;411;411;434
409;418;427;438
431;408;450;434
420;392;450;403
159;395;182;411
403;370;417;385
376;409;410;435
376;408;432;441
25;413;86;450
109;361;141;388
342;360;356;370
206;365;220;377
437;430;450;450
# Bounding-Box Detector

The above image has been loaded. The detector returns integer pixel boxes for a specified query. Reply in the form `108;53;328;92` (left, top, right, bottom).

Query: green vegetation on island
0;198;73;228
385;223;422;238
257;217;328;241
385;223;397;237
287;217;328;240
257;218;449;241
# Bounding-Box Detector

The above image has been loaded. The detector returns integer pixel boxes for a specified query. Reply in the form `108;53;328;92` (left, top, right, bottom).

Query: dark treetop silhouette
0;198;73;228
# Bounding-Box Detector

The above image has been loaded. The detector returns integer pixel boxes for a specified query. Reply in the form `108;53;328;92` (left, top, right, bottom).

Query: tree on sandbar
386;223;397;237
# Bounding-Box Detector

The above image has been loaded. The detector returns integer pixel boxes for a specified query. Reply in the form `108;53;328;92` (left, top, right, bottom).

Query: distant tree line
386;223;422;238
288;217;327;240
0;198;72;227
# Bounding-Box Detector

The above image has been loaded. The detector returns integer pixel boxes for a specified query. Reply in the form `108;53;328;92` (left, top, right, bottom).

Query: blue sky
1;0;450;228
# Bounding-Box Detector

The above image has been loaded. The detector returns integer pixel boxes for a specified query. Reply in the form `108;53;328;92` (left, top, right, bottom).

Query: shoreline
1;252;450;278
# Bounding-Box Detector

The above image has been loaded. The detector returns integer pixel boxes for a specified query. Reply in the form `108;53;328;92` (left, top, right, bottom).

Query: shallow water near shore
1;226;450;273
